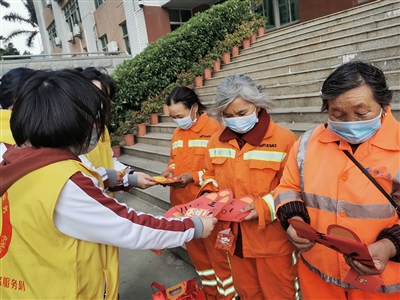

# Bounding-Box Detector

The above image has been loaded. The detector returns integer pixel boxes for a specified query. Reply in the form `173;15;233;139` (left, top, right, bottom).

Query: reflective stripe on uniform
244;150;286;162
301;255;400;293
197;268;215;277
262;193;276;221
201;279;217;286
198;170;205;184
168;163;176;170
294;277;301;300
200;178;218;188
172;140;183;149
216;275;236;297
304;191;395;219
297;129;315;193
209;148;236;158
291;251;298;266
188;140;209;148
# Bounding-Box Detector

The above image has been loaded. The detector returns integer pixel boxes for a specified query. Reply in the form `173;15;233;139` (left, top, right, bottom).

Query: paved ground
115;192;199;300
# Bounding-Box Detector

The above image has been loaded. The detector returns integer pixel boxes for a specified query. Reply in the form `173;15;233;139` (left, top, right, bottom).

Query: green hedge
111;0;252;121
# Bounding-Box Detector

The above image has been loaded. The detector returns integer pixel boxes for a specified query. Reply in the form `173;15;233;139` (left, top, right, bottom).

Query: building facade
33;0;376;58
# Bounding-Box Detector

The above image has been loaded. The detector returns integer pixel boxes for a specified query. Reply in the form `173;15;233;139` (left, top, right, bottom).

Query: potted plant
142;99;164;125
255;15;268;36
225;31;242;57
176;70;195;88
191;62;204;88
237;22;254;49
131;110;147;136
110;132;123;157
215;39;232;64
116;120;136;146
200;57;214;80
205;51;222;72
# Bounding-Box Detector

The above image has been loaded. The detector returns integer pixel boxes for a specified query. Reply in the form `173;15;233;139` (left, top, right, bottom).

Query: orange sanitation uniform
166;113;224;299
199;110;299;300
274;107;400;299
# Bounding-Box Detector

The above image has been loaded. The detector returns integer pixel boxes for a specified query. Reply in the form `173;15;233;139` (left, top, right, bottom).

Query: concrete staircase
117;0;400;260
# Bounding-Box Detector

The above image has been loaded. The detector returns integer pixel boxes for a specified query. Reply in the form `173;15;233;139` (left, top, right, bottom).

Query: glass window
94;0;105;9
169;9;192;31
120;22;131;54
63;0;82;32
99;35;108;52
47;21;58;48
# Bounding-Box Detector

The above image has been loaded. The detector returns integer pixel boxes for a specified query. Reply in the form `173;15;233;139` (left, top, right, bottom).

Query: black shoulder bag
342;149;400;216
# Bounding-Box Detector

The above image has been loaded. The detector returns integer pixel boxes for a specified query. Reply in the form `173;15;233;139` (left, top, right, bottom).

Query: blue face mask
222;108;258;134
173;106;197;130
329;109;382;144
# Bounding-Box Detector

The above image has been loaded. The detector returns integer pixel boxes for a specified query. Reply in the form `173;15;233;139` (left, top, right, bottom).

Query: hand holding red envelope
164;189;254;222
289;219;383;293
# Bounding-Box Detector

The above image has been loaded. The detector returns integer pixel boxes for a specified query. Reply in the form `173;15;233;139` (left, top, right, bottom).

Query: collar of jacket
318;106;400;151
219;108;271;146
186;112;209;133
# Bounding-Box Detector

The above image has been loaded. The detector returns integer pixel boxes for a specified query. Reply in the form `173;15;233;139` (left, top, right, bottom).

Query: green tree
0;42;20;58
0;0;10;8
2;0;39;48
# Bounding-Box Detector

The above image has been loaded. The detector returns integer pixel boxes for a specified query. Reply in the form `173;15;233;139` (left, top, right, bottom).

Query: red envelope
288;219;376;269
216;195;254;222
344;268;383;294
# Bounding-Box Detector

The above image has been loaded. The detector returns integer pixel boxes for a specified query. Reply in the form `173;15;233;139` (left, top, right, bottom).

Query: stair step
118;154;167;176
147;122;177;133
121;143;170;163
136;132;172;147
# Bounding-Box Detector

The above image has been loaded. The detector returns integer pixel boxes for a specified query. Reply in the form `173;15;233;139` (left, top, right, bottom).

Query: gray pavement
115;192;199;300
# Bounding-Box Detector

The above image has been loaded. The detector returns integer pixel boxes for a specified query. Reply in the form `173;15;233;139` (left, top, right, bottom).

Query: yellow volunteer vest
0;160;119;299
84;127;114;169
0;110;14;144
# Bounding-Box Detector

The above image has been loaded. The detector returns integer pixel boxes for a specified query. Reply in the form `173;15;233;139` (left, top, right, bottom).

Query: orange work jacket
274;107;400;293
200;120;297;258
167;113;221;206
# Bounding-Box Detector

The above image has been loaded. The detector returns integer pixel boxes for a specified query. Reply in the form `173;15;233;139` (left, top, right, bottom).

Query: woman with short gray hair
200;74;299;299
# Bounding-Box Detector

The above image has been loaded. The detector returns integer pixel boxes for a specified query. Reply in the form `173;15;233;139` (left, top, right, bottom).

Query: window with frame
99;35;108;52
94;0;105;10
168;9;192;31
63;0;82;32
120;22;131;54
47;21;58;48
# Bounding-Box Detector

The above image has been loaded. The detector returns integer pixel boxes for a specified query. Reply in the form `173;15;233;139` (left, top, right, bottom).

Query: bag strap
342;149;400;215
151;282;166;293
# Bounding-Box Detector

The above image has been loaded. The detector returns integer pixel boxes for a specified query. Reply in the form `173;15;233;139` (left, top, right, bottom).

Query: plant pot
242;39;251;49
163;104;169;115
214;60;221;72
203;68;212;80
123;134;134;146
136;123;146;136
231;45;239;57
112;145;121;157
149;113;159;125
257;26;265;37
194;76;203;88
222;53;231;64
250;33;257;43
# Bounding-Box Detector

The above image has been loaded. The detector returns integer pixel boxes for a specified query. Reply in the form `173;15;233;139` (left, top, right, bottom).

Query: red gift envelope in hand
216;195;254;222
288;219;376;269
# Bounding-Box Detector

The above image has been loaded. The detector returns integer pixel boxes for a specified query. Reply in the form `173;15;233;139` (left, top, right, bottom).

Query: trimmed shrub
111;0;252;123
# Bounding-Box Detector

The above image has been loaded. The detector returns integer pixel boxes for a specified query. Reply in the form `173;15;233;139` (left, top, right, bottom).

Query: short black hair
166;86;206;113
320;61;393;112
0;67;34;109
11;70;110;154
81;67;116;101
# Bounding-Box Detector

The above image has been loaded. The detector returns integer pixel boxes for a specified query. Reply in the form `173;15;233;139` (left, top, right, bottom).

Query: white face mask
222;108;258;134
173;106;197;130
329;109;383;143
71;127;99;155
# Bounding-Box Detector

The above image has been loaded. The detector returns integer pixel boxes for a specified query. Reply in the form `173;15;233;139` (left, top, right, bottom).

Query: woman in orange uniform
274;61;400;299
162;87;232;299
199;74;299;299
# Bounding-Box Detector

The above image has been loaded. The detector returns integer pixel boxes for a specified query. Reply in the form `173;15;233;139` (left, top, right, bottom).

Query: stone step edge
244;14;399;55
253;0;398;43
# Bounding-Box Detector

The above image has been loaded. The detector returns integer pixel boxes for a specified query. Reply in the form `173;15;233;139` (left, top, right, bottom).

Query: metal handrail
1;51;131;60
